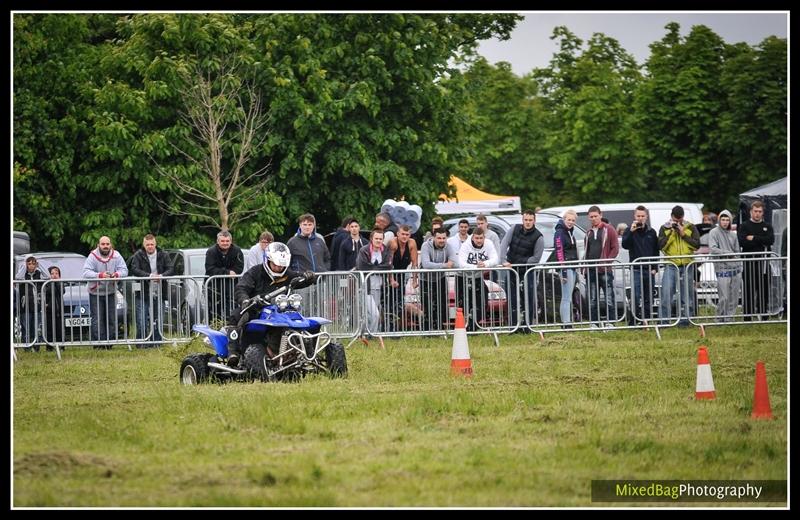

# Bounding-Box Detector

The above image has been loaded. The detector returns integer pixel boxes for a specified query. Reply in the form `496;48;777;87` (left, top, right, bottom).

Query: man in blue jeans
621;206;659;324
128;234;175;348
657;205;700;326
498;210;544;329
583;207;619;327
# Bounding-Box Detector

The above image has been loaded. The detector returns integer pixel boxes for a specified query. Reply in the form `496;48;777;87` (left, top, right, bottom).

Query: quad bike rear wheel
180;353;212;385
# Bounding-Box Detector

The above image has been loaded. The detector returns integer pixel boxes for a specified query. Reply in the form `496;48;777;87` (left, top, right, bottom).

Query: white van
537;202;704;232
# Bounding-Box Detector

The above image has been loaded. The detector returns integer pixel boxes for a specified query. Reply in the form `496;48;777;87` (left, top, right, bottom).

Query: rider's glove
303;270;316;282
240;298;253;308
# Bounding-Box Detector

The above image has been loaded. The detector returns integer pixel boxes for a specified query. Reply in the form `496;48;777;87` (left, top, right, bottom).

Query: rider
225;242;317;366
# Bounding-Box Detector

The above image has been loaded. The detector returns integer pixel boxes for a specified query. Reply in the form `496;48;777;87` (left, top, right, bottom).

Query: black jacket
205;244;244;276
234;264;316;306
128;247;175;296
621;223;659;262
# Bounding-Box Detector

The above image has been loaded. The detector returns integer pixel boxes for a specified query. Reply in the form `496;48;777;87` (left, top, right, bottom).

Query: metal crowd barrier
360;267;518;340
12;252;788;360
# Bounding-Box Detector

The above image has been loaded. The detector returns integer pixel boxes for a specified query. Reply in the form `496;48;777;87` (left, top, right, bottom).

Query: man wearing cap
15;255;49;346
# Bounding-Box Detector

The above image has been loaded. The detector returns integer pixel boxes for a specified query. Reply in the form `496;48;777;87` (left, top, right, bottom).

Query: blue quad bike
180;277;347;384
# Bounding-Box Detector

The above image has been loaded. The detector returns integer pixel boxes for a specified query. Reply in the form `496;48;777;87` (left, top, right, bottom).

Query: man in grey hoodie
708;210;741;322
83;236;128;345
420;227;458;329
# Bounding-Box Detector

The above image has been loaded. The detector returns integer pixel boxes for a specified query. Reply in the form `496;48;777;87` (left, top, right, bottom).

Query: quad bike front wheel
243;344;275;382
180;353;212;385
325;342;348;378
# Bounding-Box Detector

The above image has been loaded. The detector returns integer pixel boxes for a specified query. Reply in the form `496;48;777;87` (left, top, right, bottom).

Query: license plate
65;317;91;327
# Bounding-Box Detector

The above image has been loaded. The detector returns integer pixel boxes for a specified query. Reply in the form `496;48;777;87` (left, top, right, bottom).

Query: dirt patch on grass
15;451;118;478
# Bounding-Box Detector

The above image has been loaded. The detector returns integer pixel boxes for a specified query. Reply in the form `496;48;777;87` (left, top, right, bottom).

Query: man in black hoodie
621;206;659;324
737;200;774;320
225;242;316;366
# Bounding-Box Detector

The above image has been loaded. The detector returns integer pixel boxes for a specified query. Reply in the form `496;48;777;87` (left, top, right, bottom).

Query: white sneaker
590;324;600;329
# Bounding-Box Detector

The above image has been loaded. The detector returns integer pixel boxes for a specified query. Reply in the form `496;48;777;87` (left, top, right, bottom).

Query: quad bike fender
191;324;229;355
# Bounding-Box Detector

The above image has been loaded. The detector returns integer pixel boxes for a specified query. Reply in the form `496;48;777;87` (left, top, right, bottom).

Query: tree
13;14;119;251
151;59;275;232
719;36;787;205
633;23;730;210
461;58;554;209
534;28;644;204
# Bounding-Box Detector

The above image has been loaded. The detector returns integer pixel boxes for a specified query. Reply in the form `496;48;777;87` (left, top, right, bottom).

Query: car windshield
187;253;206;276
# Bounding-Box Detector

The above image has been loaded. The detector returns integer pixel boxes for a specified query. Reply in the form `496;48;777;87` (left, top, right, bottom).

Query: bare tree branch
148;60;272;232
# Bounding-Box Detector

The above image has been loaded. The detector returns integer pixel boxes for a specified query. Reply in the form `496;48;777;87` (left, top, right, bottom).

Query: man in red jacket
583;206;620;327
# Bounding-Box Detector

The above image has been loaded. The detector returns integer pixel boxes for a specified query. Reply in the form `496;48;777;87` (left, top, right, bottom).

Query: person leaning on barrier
457;226;498;330
657;205;699;326
205;230;245;324
128;233;175;348
287;213;331;273
15;255;49;346
356;228;394;333
737;200;774;321
420;226;457;329
83;236;128;346
621;205;659;324
498;209;544;328
44;266;63;348
244;231;274;271
584;206;620;327
224;242;316;367
708;210;742;322
554;210;579;328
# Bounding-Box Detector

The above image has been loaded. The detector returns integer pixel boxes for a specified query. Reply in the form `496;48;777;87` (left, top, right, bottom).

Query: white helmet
264;242;291;280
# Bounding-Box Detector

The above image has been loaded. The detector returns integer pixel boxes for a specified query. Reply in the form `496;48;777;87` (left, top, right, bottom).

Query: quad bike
180;276;347;384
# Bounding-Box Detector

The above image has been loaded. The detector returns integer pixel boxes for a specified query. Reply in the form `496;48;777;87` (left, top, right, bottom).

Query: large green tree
460;58;553;210
14;13;520;252
13;14;120;252
91;13;520;245
533;28;644;204
718;36;787;206
633;23;733;211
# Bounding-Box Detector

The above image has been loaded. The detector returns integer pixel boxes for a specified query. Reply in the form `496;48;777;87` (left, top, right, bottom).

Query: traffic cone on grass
450;308;473;377
695;346;716;400
751;361;773;420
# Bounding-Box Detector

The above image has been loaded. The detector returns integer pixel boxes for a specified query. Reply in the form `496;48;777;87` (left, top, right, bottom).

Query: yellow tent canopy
435;176;520;215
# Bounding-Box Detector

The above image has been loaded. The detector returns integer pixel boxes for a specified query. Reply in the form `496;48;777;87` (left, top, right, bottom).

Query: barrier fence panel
686;255;786;326
526;259;633;333
13;280;40;350
361;267;517;338
11;252;787;359
202;275;240;328
302;271;362;340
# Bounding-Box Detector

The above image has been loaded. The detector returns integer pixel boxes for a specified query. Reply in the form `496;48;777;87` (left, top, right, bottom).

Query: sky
477;12;788;75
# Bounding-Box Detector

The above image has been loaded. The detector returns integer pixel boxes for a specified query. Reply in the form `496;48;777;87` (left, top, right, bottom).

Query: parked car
164;248;209;331
13;252;128;343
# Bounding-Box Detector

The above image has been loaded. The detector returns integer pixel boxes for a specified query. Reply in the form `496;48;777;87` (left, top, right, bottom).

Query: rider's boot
225;326;241;367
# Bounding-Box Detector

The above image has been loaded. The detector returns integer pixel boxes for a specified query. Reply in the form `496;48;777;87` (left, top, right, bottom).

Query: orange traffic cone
751;361;774;420
450;308;473;377
695;346;716;400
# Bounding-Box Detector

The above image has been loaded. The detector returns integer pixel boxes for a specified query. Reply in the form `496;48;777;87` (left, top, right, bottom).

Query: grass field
13;325;787;507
